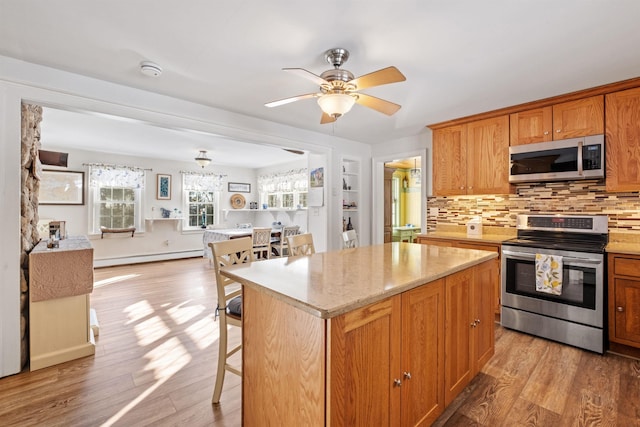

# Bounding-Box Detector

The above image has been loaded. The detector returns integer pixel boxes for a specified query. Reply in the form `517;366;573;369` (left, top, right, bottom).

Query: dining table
203;227;281;260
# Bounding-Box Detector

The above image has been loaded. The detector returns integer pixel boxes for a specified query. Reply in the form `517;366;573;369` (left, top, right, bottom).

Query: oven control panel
516;214;608;234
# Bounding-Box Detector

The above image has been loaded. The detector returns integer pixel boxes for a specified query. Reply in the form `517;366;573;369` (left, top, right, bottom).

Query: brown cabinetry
330;281;445;426
608;253;640;347
433;115;511;196
509;95;604;145
417;236;501;314
443;262;494;405
605;87;640;192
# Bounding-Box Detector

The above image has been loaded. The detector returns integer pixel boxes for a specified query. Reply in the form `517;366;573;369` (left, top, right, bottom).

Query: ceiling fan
265;48;406;124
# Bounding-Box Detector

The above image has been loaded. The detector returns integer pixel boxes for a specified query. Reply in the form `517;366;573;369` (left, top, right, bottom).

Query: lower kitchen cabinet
330;280;445;426
417;236;501;314
443;262;495;405
608;253;640;347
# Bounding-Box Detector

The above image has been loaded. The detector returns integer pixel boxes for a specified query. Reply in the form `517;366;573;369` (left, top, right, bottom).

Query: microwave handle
502;249;602;265
577;139;584;176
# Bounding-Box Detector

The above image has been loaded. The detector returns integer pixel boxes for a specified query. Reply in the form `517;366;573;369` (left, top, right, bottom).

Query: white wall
0;55;423;377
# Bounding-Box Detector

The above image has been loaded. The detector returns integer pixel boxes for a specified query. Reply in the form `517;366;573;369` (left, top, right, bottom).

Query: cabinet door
552;95;604;139
456;242;501;313
401;281;445;427
611;277;640;345
466;115;511;195
471;261;495;374
329;296;401;426
432;125;467;196
606;87;640;192
509;106;553;146
444;268;473;406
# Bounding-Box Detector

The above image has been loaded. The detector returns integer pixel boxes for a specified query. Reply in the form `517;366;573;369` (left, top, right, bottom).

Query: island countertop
221;242;497;319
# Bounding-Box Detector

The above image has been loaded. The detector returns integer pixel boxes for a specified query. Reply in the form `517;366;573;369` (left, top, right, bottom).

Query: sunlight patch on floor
134;315;170;346
167;301;206;325
124;300;155;325
94;273;140;289
185;315;218;349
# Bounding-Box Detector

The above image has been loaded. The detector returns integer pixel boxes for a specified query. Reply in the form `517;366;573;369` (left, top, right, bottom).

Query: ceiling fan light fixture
317;93;356;118
195;150;211;168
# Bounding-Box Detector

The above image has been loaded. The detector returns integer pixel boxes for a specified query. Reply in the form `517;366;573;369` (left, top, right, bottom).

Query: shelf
222;208;307;220
343;208;358;212
145;218;182;231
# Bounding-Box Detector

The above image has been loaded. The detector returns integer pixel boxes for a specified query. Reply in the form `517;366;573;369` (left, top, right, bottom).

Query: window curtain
258;168;308;193
89;165;146;189
182;172;225;192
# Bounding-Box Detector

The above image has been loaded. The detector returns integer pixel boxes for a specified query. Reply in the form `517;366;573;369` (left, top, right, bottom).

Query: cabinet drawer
613;257;640;277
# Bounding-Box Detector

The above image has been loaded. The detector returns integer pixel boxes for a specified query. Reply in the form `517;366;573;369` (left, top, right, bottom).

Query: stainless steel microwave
509;134;605;183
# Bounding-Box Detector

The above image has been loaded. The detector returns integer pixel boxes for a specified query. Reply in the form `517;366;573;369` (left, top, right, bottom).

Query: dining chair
208;237;253;404
251;227;272;260
286;233;315;256
342;229;358;248
275;225;300;257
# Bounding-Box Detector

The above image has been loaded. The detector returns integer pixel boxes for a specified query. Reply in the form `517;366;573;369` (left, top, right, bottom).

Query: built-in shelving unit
341;158;360;235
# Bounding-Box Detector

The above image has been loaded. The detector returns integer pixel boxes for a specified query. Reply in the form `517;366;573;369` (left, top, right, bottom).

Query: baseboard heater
93;249;203;268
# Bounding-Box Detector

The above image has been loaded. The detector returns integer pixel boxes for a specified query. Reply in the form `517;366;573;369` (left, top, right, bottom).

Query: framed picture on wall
157;174;171;200
228;182;251;193
39;170;85;205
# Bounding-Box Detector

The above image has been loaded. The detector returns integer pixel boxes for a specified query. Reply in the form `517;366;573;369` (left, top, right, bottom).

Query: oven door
501;245;604;328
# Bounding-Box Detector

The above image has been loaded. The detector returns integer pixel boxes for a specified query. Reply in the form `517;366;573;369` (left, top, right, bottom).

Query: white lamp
317;93;356;118
195;150;211;168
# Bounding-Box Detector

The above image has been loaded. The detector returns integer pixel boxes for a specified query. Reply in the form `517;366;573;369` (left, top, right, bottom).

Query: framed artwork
157;174;171;200
310;167;324;188
228;182;251;193
39;170;84;205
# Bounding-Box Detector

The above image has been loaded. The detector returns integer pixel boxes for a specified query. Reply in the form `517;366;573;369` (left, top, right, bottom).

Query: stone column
20;103;43;369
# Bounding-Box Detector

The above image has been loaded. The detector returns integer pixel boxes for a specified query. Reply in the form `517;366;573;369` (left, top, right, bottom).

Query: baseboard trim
94;250;204;268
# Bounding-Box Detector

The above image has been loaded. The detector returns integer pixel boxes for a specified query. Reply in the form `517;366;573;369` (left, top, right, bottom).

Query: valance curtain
258;168;308;193
88;165;145;189
182;172;225;192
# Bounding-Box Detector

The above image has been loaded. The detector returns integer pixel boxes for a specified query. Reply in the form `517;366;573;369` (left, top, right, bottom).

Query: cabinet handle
470;322;477;328
543;131;549;135
403;371;412;380
460;186;465;190
556;129;561;133
393;379;402;387
475;318;481;324
617;306;624;312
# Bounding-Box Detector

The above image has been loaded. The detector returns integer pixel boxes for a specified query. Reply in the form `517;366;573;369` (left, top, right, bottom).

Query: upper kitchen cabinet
605;87;640;192
466;115;511;194
433;116;511;196
433;125;467;196
509;95;604;145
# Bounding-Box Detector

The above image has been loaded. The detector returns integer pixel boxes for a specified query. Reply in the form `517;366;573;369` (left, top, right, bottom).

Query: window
187;190;215;228
182;172;225;230
88;165;145;234
258;168;308;209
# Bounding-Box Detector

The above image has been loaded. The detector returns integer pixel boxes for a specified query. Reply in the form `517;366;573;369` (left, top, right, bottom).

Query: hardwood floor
0;257;638;426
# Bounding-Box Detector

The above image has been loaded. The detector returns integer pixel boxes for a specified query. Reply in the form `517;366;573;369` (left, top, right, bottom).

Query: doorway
383;156;422;243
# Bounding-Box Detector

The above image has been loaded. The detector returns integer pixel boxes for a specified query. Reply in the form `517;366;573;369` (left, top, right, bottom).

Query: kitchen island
221;242;497;426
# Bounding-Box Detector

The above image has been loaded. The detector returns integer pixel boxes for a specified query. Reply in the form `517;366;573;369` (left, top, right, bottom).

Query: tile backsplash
427;180;640;232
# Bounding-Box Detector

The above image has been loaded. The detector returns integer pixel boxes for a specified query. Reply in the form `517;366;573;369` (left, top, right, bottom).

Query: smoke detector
140;61;162;77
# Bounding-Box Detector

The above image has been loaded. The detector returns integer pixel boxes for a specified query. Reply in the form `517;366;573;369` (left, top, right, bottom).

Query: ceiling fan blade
283;68;330;86
349;66;406;90
283;148;305;155
320;112;337;124
355;93;402;116
265;93;318;108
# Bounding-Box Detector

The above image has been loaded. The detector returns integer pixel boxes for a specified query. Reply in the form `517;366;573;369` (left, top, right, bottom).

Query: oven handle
502;249;602;264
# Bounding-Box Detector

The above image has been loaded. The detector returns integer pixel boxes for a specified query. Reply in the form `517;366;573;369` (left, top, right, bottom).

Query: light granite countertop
221;242;497;319
417;224;517;244
607;231;640;255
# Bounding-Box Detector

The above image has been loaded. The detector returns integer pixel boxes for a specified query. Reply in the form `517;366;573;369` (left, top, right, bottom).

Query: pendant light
410;158;421;183
195;150;211;168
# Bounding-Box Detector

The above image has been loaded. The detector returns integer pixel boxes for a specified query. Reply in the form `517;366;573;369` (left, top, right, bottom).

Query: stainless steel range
501;214;608;353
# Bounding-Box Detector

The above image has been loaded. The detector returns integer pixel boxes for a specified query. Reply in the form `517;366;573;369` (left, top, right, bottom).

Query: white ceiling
3;1;640;166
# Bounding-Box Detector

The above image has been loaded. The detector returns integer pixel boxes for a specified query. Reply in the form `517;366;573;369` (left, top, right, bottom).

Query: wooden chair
208;237;253;404
274;225;300;257
286;233;315;256
251;227;272;260
342;229;358;248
